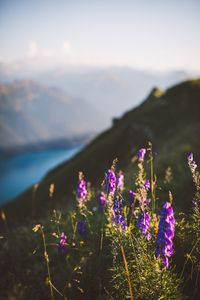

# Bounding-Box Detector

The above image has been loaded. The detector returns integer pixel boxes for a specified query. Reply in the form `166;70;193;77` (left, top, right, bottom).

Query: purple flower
137;210;151;240
113;214;127;230
58;232;67;252
144;179;150;190
77;172;87;200
104;169;116;196
138;148;146;161
156;202;175;268
187;152;193;162
187;152;197;170
112;197;127;230
191;161;197;171
77;220;87;236
117;170;124;191
99;192;107;206
113;197;123;214
163;256;169;268
143;198;151;207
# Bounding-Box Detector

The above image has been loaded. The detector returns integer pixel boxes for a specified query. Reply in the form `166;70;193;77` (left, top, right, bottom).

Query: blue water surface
0;147;81;205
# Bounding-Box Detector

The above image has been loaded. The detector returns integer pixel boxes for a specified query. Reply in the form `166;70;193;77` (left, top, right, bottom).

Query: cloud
0;40;92;73
27;41;54;59
27;41;39;58
24;40;74;70
27;40;72;60
62;40;71;54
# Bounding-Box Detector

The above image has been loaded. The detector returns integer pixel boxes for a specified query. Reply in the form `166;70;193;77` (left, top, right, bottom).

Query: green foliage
111;231;182;300
1;148;200;299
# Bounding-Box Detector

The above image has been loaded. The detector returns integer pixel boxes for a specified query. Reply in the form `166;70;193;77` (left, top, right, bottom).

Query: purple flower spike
104;169;116;196
137;210;151;239
138;148;146;161
58;232;67;252
77;172;87;200
156;202;175;268
144;179;150;190
113;198;122;214
99;192;107;206
113;214;127;230
112;197;127;230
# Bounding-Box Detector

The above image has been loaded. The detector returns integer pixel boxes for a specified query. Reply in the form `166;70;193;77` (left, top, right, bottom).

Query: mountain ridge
1;78;200;225
0;80;106;150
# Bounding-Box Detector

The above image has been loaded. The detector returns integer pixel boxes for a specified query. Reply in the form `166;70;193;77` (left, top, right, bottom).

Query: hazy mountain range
0;80;106;150
35;66;192;117
0;63;197;118
0;63;199;152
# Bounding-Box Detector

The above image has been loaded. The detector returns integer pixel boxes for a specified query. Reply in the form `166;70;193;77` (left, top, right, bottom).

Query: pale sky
0;0;200;71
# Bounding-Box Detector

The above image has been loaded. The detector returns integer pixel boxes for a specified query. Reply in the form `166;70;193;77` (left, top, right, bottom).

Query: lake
0;147;81;205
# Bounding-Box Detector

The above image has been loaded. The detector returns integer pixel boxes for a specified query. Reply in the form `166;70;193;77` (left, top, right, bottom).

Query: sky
0;0;200;72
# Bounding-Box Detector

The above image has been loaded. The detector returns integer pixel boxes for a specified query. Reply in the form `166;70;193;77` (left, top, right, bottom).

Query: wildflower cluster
99;191;107;207
31;147;199;300
156;202;175;268
134;147;151;211
144;179;150;190
112;196;127;230
104;169;116;195
58;232;67;252
77;171;87;200
137;210;151;240
76;172;89;217
138;148;146;161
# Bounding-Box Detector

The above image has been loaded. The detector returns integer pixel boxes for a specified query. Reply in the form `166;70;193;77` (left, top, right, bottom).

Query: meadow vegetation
0;143;199;299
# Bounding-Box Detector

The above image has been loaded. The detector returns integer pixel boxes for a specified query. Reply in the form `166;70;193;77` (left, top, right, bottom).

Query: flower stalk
120;244;134;300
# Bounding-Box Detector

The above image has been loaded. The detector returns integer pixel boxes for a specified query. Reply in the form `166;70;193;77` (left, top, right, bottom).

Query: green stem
40;227;54;300
100;213;104;252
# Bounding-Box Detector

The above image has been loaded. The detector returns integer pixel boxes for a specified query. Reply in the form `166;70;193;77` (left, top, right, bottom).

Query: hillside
0;80;106;150
2;79;200;224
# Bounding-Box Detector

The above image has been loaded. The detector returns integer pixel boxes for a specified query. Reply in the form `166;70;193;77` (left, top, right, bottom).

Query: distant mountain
0;80;107;150
0;63;196;119
3;79;200;223
37;66;190;118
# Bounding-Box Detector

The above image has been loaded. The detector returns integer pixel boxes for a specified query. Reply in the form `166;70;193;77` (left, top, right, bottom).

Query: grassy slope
2;79;200;225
